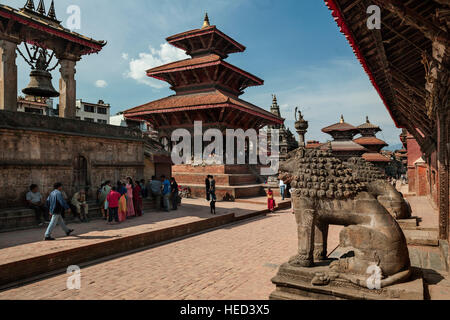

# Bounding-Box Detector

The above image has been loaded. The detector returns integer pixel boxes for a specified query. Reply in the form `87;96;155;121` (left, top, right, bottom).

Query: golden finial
366;116;370;123
202;13;210;29
340;115;345;123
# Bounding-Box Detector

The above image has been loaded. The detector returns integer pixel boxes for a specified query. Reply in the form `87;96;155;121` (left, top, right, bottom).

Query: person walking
26;184;49;226
279;179;286;201
170;177;179;211
126;177;136;218
205;175;211;201
44;183;74;241
107;187;121;224
133;181;143;217
162;175;171;212
72;190;89;222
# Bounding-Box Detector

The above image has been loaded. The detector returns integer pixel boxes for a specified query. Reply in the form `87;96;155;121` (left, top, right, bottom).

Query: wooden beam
191;69;201;83
208;33;215;49
160;113;171;127
373;0;448;43
171;112;182;125
179;71;190;86
218;107;226;122
183;111;193;124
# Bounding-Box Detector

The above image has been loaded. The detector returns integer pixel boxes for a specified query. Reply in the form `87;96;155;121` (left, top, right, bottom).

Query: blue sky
5;0;403;148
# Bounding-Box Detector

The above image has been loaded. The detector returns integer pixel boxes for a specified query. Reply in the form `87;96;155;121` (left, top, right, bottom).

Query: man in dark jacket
44;183;74;241
209;176;216;201
205;175;211;201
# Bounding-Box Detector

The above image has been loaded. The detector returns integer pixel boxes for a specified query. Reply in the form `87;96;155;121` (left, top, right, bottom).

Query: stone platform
0;197;290;288
270;261;424;300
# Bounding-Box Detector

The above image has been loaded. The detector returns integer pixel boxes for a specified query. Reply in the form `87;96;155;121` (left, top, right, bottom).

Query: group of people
97;176;181;224
25;174;183;241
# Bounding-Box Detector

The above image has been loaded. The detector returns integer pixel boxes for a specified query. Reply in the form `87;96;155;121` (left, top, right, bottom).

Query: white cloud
122;53;129;60
124;43;188;89
95;80;108;88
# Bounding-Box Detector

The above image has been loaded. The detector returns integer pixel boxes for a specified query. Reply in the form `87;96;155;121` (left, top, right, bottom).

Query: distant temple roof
322;115;359;134
362;153;391;163
354;136;388;147
358;116;381;131
320;140;368;152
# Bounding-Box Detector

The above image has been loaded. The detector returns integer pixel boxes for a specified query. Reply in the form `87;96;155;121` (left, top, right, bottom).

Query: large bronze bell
22;69;60;98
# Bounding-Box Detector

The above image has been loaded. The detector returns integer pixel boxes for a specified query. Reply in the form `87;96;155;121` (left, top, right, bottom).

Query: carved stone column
437;104;449;241
59;59;77;118
0;40;18;111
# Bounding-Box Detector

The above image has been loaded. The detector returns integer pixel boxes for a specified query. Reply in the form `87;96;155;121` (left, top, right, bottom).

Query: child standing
267;188;276;213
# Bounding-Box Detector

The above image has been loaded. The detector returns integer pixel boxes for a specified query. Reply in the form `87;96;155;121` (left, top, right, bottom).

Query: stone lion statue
279;148;411;288
345;157;412;220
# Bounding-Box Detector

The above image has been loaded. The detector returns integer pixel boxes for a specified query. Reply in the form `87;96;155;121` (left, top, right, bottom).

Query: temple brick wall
0;110;145;208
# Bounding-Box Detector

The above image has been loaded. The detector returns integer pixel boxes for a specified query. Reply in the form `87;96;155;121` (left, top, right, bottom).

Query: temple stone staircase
173;164;266;201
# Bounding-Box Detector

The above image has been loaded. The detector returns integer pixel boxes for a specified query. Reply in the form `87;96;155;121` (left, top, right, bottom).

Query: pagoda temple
125;14;284;200
354;117;390;168
320;115;368;161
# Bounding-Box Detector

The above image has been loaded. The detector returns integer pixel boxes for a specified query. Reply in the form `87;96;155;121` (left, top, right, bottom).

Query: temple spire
366;116;370;123
36;0;45;15
340;115;345;124
48;0;57;20
202;13;210;29
24;0;35;11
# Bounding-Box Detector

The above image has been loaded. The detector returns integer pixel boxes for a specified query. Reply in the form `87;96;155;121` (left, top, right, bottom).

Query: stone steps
403;229;440;247
175;173;259;186
0;199;156;233
184;184;266;201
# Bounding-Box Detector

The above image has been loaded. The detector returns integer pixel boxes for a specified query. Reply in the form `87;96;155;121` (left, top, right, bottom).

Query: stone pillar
437;109;449;241
59;59;77;118
0;40;18;112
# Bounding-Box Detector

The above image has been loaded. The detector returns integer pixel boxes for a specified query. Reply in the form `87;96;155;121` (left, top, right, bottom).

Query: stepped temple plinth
125;15;284;200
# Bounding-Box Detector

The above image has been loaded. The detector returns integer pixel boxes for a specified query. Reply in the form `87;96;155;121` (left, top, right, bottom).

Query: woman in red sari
133;181;143;217
267;188;276;213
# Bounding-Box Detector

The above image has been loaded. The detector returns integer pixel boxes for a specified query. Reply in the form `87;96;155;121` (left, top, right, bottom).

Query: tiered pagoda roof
125;14;283;130
354;117;390;163
320;115;368;158
322;115;360;141
166;14;246;58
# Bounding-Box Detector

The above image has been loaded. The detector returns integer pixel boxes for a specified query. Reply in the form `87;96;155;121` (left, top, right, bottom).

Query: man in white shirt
279;180;286;201
26;184;49;226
